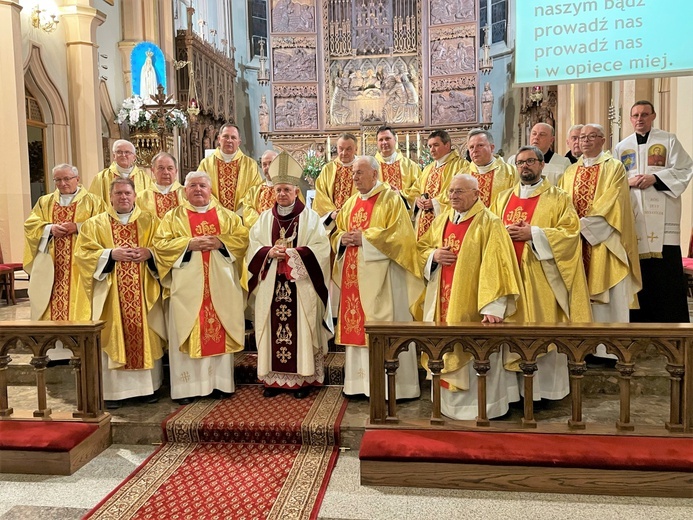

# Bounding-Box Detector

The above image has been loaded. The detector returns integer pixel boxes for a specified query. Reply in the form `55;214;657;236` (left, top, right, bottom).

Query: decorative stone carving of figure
139;50;158;101
259;95;270;132
482;82;494;123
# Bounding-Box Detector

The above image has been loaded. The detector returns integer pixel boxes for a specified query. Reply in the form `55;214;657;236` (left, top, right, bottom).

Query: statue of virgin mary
139;50;158;102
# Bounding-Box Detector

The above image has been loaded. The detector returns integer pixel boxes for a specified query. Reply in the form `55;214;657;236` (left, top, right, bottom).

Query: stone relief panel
327;57;420;126
430;75;476;126
271;0;316;33
273;85;318;130
430;0;475;26
272;37;317;82
430;25;476;77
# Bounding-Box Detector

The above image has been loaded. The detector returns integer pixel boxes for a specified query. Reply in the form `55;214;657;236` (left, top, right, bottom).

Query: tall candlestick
405;133;410;158
416;132;421;159
326;136;331;161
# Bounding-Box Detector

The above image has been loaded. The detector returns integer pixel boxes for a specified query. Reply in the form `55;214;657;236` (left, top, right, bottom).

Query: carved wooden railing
0;321;107;422
367;322;693;434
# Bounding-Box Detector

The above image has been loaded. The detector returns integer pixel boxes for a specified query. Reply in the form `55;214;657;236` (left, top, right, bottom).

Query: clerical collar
337;158;355;167
582;151;603;167
452;210;465;224
543;149;555;163
116;165;135;177
156;183;173;194
360;181;382;199
59;186;80;206
380;152;397;164
435;152;452;167
115;210;133;224
475;159;496;174
636;132;650;145
219;150;238;163
191;203;211;212
519;178;543;198
277;201;296;216
264;179;273;187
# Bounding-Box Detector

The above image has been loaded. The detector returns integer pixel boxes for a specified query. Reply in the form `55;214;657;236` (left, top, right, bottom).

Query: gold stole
338;194;379;346
417;164;444;239
258;184;276;212
110;218;146;369
380;161;402;190
154;191;179;218
333;163;354;210
573;164;600;277
471;170;495;207
502;193;540;265
216;157;240;210
188;208;226;356
50;203;76;320
439;219;472;321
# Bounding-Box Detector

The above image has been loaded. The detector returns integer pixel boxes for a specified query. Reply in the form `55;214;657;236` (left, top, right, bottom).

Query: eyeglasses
53;176;78;183
114;151;134;156
579;133;603;142
515;158;541;167
448;188;477;196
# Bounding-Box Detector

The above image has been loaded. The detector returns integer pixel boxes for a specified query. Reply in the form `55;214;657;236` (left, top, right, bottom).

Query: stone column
60;3;106;187
0;1;31;263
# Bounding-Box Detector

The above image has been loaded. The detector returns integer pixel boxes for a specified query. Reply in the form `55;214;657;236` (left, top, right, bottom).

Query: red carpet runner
85;386;347;520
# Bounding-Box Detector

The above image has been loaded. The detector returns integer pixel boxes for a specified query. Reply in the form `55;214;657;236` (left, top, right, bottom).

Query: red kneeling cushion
359;430;693;472
0;421;99;452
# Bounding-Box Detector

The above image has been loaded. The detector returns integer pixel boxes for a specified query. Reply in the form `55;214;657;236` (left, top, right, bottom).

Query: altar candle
326;135;331;161
405;133;410;158
416;132;421;159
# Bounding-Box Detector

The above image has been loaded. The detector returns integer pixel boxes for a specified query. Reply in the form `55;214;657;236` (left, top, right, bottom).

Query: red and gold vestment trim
439;218;472;321
154;192;179;218
573;164;601;276
216;157;240;211
333;164;354;210
501;193;540;265
471;170;495;207
50;203;76;320
417;164;444;239
380;161;402;190
258;184;275;212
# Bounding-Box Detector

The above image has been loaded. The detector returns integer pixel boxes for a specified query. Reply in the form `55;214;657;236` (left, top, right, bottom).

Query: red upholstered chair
0;242;21;305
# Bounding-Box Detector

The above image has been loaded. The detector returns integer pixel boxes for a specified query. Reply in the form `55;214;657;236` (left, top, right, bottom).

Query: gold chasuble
558;153;642;306
153;199;249;358
240;184;276;228
313;161;356;217
374;151;421;209
89;163;153;203
490;180;592;324
197;149;263;212
74;207;164;370
414;150;465;239
467;157;518;208
137;182;185;219
24;188;104;321
332;184;422;346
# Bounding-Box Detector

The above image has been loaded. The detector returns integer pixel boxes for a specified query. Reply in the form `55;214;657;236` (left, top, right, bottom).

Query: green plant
418;147;433;169
303;149;326;181
116;96;188;132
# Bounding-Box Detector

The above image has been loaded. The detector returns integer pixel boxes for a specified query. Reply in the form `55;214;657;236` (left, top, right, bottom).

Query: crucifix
142;84;179;151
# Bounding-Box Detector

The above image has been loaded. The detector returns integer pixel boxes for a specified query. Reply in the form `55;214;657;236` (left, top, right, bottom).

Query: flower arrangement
115;95;188;132
302;149;326;182
418;147;433;169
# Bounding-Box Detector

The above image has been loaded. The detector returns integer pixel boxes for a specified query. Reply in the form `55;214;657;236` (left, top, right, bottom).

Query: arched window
248;0;268;58
25;89;48;206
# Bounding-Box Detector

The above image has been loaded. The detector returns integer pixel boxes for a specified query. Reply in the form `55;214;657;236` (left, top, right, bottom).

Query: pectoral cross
275;226;296;248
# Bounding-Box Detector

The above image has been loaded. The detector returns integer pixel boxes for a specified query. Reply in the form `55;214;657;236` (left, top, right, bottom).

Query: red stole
380;161;402;190
110;217;146;369
501;193;540;265
339;193;380;346
417;164;444;239
258;184;275;212
154;191;179;218
573;164;601;276
50;203;76;320
333;163;354;210
187;208;226;356
215;157;240;210
471;170;495;207
439;218;472;322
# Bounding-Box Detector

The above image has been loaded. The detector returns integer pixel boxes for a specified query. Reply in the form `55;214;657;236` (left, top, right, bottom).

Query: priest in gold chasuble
413;130;467;239
196;123;263;215
491;146;592;402
466;129;518;208
75;178;165;407
374;126;421;213
418;174;524;420
137;152;185;220
246;152;332;398
153;171;249;404
24;164;105;361
89;140;153;203
241;150;278;229
558;124;642;361
332;156;423;398
313;133;358;229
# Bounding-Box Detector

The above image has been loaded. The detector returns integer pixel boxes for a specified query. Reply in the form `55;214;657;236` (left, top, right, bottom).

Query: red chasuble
572;164;600;276
471;170;495;207
333;164;354;210
154;192;179;218
439;218;473;321
50;203;76;320
215;158;240;210
110;218;146;369
339;193;380;346
417;164;444;239
258;184;275;212
380;161;402;190
501;193;540;265
187;208;226;356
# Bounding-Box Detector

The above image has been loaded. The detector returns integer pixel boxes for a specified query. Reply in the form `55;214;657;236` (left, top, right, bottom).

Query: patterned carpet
85;386;347;520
